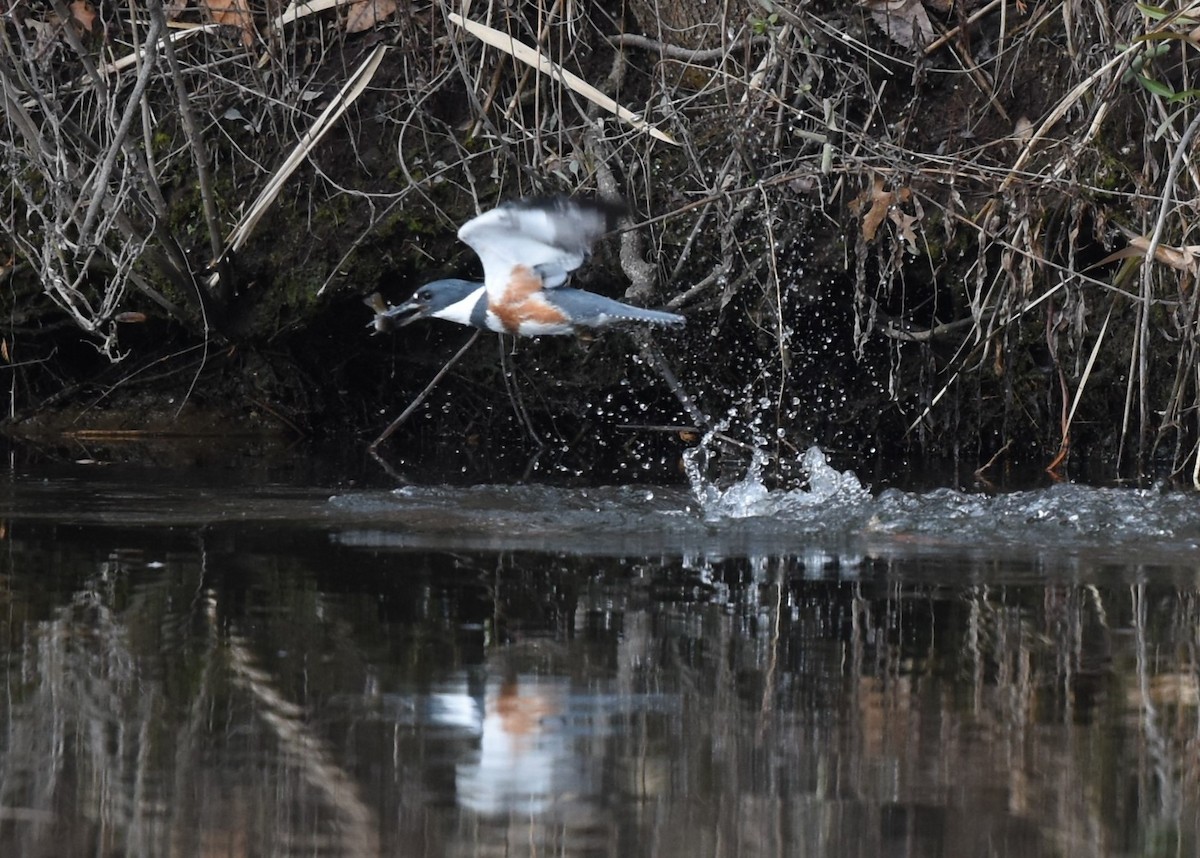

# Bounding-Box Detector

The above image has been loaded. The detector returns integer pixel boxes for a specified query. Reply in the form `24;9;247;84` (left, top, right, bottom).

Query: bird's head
385;278;481;326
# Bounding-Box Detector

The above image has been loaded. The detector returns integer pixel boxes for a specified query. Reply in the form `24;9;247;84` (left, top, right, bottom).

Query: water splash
867;483;1200;547
683;434;869;521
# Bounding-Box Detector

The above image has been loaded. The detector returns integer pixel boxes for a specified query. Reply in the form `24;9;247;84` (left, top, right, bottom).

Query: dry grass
3;1;1200;481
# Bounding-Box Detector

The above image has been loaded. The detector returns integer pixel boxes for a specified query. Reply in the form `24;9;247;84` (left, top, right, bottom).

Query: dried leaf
1096;235;1200;272
114;311;148;323
205;0;255;48
69;0;97;34
861;194;889;242
864;0;935;50
890;209;920;253
851;179;912;243
1131;235;1200;271
851;179;885;242
345;0;396;34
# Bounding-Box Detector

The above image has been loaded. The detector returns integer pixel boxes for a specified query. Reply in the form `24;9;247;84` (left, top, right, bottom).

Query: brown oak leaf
204;0;255;48
851;179;913;243
346;0;397;34
68;0;98;34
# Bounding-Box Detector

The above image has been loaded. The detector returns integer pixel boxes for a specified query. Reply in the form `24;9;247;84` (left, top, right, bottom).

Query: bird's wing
457;197;624;300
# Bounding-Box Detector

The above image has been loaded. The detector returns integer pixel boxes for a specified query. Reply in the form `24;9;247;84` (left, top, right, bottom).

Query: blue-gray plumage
367;196;684;336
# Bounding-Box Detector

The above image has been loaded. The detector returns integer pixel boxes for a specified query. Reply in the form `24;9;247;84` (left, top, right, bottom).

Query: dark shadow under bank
0;427;1162;495
2;278;1183;488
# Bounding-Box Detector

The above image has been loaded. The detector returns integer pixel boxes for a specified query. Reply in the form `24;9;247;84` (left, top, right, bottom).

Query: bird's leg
573;328;596;352
498;334;544;447
634;330;710;431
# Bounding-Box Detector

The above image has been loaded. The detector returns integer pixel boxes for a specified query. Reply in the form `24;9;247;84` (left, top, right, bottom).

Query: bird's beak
384;297;426;327
364;293;425;333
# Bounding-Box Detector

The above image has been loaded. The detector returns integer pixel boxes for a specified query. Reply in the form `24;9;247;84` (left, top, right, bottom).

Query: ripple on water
328;447;1200;562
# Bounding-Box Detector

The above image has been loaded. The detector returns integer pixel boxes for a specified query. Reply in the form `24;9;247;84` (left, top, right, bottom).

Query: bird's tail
548;289;685;329
619;305;686;327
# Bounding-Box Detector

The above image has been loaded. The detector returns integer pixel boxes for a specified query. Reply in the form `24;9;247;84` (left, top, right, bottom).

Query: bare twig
369;330;482;451
77;13;164;244
448;10;678;144
610;31;769;62
148;0;225;307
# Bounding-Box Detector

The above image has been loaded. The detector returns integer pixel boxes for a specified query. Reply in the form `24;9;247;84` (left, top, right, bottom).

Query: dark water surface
2;453;1199;857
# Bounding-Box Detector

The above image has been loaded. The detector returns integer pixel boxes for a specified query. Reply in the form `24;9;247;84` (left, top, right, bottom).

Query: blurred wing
457;197;623;300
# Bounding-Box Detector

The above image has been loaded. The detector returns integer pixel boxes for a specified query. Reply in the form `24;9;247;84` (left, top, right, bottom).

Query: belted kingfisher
368;196;685;336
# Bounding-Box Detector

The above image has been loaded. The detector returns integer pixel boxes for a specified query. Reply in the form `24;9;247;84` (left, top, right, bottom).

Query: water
1;451;1198;857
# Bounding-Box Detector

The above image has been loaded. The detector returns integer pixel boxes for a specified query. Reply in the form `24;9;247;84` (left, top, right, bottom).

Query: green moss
151;131;172;154
383;210;440;239
169;186;199;232
308;193;355;231
1081;146;1138;196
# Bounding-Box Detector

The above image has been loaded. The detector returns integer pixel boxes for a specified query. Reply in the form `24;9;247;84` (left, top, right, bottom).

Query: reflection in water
448;678;563;816
457;678;564;816
0;472;1198;856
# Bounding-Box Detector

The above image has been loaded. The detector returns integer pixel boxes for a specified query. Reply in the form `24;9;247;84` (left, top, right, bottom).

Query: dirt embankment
3;2;1197;484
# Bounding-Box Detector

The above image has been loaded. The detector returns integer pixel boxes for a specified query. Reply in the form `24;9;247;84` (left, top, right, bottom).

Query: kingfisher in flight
368;196;685;336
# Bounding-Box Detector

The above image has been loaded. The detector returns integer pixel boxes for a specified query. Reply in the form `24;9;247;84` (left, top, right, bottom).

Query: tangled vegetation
2;1;1200;485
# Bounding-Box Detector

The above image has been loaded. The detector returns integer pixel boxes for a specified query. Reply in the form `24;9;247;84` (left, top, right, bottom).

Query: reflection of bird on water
455;676;568;817
368;196;685;336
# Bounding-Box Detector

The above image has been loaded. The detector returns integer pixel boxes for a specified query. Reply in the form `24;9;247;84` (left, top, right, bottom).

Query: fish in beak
364;293;425;333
